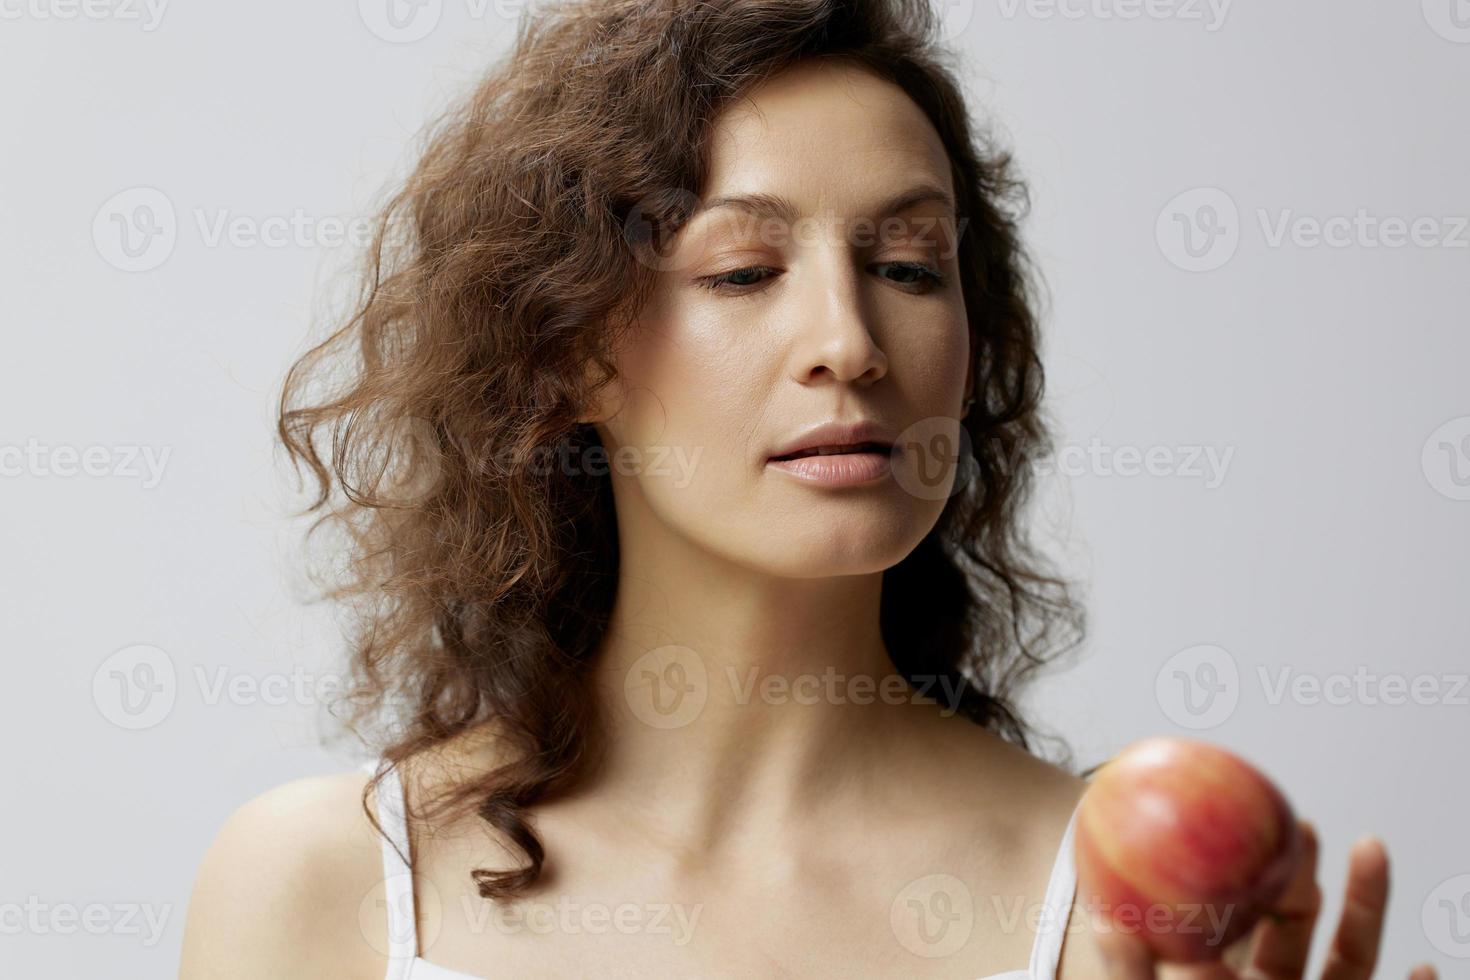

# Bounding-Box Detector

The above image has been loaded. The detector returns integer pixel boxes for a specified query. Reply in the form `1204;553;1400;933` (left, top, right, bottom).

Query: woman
178;1;1429;978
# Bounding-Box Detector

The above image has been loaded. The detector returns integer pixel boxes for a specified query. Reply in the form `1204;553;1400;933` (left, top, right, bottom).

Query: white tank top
362;758;1080;980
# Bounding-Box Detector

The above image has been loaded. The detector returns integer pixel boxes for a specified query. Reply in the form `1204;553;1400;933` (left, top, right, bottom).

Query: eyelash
695;262;946;295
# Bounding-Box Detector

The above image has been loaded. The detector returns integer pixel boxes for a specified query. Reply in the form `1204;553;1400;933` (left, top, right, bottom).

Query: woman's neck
579;543;966;863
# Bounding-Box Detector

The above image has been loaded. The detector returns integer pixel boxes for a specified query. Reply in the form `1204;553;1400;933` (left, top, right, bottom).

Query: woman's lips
768;440;891;461
765;446;897;486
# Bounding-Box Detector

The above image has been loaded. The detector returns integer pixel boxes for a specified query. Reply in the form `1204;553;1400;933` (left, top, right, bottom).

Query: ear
576;346;624;427
577;358;611;426
578;310;639;426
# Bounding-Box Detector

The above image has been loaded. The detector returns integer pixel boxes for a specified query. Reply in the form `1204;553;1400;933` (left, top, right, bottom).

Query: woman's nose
787;254;888;387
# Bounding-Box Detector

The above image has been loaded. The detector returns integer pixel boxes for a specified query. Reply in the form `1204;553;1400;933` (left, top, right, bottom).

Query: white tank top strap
362;758;420;980
1026;800;1082;979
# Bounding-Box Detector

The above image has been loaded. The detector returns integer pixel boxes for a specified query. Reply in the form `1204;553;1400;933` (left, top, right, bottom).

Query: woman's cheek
608;335;754;482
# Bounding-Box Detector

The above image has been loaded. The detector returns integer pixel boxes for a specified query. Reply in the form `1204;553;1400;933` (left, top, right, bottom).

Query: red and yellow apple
1074;736;1304;963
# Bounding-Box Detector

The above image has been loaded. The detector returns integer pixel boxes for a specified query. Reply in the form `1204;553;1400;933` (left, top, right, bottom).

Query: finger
1406;965;1436;980
1244;819;1322;978
1320;836;1390;980
1093;912;1158;980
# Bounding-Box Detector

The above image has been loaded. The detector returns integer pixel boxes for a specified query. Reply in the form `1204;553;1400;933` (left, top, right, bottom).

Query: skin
177;60;1435;980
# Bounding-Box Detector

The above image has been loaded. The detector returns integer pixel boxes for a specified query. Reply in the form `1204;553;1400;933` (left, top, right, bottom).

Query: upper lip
768;420;898;460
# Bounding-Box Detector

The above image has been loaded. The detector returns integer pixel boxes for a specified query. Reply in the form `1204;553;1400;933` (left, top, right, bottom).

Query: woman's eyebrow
692;182;957;228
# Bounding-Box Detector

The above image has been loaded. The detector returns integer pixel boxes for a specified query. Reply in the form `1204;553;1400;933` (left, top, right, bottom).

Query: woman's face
592;59;972;578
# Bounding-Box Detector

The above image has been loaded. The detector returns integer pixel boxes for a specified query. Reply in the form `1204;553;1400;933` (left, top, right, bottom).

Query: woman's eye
696;265;776;292
694;261;945;295
876;261;945;291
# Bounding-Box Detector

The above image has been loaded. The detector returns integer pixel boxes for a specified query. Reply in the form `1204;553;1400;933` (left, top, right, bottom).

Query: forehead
701;59;954;217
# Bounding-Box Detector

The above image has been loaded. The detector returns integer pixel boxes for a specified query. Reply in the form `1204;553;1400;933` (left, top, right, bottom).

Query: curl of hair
278;0;1086;903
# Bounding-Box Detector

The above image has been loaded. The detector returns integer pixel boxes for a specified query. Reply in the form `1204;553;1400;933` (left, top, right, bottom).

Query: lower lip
765;449;896;486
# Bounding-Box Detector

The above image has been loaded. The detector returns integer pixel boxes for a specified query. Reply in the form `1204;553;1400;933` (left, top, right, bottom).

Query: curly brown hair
277;0;1086;902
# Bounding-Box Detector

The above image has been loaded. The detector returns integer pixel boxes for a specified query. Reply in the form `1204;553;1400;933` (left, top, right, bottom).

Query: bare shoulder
933;721;1089;842
178;766;386;980
937;725;1110;979
979;739;1112;980
178;725;520;978
983;730;1089;813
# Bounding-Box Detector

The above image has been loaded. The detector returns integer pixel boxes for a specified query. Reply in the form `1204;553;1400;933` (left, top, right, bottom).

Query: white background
1;0;1465;976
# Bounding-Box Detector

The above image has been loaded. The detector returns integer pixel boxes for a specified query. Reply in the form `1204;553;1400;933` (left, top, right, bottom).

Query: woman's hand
1092;820;1438;980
